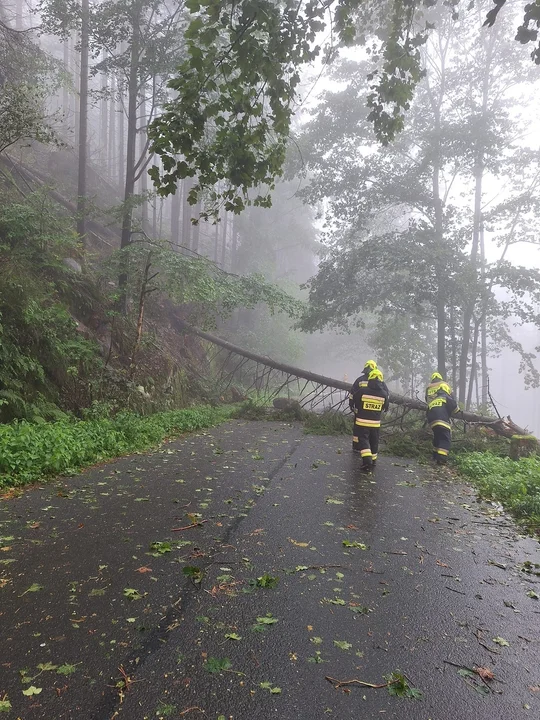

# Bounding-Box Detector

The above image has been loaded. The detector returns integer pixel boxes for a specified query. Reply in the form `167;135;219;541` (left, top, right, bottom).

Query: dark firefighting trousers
354;424;379;466
431;423;451;463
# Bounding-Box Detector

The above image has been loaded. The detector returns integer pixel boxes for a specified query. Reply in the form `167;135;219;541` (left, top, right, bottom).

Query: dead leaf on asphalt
474;666;494;681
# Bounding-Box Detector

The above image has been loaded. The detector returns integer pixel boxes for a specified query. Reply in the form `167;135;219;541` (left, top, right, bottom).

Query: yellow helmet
364;360;377;372
368;369;383;382
431;372;443;382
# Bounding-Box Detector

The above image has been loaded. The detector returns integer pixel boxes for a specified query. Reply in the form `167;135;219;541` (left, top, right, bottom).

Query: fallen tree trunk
177;321;531;440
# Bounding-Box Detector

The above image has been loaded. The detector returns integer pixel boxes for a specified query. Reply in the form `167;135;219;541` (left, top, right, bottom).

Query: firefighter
352;368;389;471
349;360;378;452
425;372;458;464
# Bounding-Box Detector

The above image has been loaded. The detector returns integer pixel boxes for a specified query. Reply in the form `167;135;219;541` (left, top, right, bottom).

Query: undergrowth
455;452;540;531
0;405;235;487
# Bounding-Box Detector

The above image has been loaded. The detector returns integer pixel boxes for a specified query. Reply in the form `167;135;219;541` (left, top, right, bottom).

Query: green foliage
233;398;270;421
101;242;303;331
385;670;422;699
303;411;352;436
0;196;103;422
148;0;473;215
0;405;235;487
455;452;540;530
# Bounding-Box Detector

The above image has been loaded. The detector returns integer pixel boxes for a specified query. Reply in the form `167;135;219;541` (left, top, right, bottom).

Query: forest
4;3;540;718
1;0;540;499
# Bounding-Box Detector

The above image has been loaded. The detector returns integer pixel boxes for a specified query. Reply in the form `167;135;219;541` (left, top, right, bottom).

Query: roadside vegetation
0;405;235;488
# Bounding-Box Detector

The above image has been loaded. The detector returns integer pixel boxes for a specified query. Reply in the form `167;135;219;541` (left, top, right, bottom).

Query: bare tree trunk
231;214;238;272
118;99;125;188
181;178;192;250
99;59;108;169
220;211;228;269
466;318;480;410
63;39;70;125
449;304;457;390
129;252;157;380
191;201;201;252
119;8;141;307
76;0;89;247
213;217;219;263
139;96;149;233
480;223;488;407
72;30;80;148
170;182;182;248
108;74;116;181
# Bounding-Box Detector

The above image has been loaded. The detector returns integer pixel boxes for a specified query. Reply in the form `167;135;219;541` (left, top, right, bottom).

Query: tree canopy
148;0;540;215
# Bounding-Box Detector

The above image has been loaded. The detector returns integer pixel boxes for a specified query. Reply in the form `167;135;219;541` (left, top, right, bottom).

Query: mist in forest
1;0;540;435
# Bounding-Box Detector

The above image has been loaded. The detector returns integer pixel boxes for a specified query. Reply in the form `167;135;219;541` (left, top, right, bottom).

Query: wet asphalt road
1;420;540;720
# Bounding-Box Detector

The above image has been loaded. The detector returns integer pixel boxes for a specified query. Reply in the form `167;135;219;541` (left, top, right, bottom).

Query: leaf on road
123;588;143;601
333;640;352;651
475;666;494;681
527;590;539;600
204;657;232;674
0;697;11;712
224;633;242;641
342;540;368;550
492;636;509;647
22;686;42;696
260;682;281;694
288;539;309;547
57;664;77;675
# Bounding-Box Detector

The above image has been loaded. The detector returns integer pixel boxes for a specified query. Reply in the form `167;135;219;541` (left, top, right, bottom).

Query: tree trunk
108;73;116;181
231;214;239;272
191;201;201;253
119;8;141;308
480;223;488;408
177;319;533;440
170;183;182;248
466;318;480;410
220;211;228;269
213;217;220;263
63;39;70;125
99;58;108;169
181;178;192;251
76;0;89;247
139;96;149;233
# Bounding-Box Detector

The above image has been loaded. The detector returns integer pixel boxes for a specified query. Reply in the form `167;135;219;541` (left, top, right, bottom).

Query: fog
1;0;540;435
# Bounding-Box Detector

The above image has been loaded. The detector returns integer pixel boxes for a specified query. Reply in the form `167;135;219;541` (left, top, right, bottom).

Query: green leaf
260;681;281;694
123;588;143;601
342;540;368;550
204;657;232;674
333;640;352;650
527;590;539;599
224;633;242;641
22;686;42;696
256;573;279;588
492;636;509;647
56;663;77;675
0;699;12;712
37;662;58;671
24;583;43;593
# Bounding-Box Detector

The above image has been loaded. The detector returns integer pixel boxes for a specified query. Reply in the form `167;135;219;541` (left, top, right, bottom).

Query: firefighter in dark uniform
352;369;389;471
425;372;458;464
349;360;377;452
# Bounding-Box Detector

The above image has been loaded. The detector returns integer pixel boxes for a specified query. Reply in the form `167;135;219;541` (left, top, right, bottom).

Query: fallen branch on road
172;520;209;532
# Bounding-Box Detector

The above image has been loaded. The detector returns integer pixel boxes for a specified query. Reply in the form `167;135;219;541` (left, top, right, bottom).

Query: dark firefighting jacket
349;372;369;411
349;373;389;412
353;379;389;428
425;381;457;430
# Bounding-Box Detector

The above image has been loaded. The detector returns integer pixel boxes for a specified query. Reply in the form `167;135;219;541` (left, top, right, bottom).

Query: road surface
1;420;539;719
